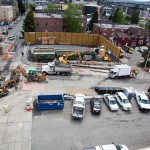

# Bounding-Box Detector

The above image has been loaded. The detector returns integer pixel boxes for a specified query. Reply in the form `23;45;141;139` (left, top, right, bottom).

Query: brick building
92;23;149;47
114;27;150;47
34;13;87;32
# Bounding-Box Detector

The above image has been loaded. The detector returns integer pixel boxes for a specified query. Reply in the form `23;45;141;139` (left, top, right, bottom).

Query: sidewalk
0;89;32;150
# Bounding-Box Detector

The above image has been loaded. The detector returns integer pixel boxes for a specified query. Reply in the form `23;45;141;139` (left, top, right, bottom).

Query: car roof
138;93;148;100
75;96;85;103
93;99;100;104
116;92;127;99
107;95;115;100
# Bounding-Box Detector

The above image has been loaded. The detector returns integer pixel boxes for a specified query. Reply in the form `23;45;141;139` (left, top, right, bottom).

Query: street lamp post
4;10;6;24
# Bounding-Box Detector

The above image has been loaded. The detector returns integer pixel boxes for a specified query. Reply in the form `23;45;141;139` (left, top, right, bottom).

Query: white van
138;46;148;53
115;92;132;111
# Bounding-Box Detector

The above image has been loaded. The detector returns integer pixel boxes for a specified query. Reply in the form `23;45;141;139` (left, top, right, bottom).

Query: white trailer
71;94;85;119
109;64;132;78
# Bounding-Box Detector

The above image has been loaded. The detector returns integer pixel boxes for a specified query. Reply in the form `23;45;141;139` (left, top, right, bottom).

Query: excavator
0;80;16;97
11;65;47;82
58;51;82;64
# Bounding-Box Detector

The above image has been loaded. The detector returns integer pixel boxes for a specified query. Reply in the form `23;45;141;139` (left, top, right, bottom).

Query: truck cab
109;69;117;78
42;62;55;74
71;94;85;119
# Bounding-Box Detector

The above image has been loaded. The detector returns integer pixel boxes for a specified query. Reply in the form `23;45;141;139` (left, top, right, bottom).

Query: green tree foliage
145;20;150;32
44;2;59;13
17;0;26;15
88;9;98;30
62;3;82;32
22;10;35;32
112;8;125;24
131;9;139;24
125;15;131;22
29;2;36;11
141;45;150;67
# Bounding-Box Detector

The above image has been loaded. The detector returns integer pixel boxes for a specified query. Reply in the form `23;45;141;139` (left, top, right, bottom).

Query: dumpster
36;94;64;110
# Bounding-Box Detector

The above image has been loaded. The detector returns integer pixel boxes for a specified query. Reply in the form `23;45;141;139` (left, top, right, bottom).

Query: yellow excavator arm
1;79;16;91
14;66;28;79
58;51;82;64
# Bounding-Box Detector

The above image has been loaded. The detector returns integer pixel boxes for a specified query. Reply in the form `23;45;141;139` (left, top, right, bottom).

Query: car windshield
141;99;150;104
122;99;129;104
110;100;116;105
94;104;100;109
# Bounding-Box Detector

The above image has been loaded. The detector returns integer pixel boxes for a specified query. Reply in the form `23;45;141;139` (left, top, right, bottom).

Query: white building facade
0;6;13;22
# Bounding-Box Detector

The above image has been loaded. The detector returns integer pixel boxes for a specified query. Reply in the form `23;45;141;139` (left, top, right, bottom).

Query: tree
29;2;36;11
88;9;98;31
22;10;35;32
141;45;150;67
44;2;59;13
62;3;82;32
125;15;131;23
17;0;26;15
112;8;125;24
131;9;139;24
145;20;150;32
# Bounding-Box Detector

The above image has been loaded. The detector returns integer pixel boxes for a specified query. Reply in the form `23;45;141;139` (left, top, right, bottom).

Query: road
0;17;24;71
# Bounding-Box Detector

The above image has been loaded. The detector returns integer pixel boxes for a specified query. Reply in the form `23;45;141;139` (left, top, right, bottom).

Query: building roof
126;27;150;37
94;23;139;29
115;32;130;38
34;13;62;18
0;5;13;8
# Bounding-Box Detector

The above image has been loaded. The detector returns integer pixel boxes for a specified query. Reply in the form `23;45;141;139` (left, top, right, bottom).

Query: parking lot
31;66;150;150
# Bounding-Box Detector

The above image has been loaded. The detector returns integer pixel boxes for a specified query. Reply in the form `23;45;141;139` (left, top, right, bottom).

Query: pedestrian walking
2;103;9;113
21;51;24;57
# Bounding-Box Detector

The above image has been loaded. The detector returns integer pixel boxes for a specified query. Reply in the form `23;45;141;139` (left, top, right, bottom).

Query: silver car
104;94;119;111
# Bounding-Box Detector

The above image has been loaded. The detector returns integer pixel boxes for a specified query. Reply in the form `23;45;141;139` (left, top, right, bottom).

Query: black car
90;99;101;114
8;25;12;29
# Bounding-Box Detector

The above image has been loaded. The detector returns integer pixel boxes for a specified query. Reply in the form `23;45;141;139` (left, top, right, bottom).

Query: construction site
0;31;150;150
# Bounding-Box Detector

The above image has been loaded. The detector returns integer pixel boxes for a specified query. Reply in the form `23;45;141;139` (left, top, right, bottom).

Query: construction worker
21;51;24;57
2;103;9;113
135;68;139;76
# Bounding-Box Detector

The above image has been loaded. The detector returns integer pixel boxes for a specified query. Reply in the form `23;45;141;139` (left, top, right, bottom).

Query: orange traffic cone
26;105;31;112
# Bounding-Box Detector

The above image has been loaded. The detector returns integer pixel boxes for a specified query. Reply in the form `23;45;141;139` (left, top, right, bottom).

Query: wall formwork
24;32;121;59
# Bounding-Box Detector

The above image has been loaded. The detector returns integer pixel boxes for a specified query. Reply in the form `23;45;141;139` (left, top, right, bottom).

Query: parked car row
68;90;150;118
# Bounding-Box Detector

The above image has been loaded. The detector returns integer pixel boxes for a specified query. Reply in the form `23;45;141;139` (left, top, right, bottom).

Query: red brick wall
116;38;147;47
34;17;87;32
34;18;64;32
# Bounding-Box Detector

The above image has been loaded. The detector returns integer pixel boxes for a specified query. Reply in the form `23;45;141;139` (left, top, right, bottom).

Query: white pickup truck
71;94;85;119
135;90;150;112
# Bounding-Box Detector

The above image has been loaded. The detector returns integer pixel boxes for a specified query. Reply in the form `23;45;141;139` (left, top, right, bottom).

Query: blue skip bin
37;94;64;110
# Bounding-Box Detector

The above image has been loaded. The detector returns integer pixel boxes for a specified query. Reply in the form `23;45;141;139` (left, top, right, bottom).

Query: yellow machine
0;80;16;97
58;51;82;64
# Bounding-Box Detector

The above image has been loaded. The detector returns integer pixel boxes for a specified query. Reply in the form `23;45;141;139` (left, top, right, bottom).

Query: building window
37;23;39;26
46;23;47;26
